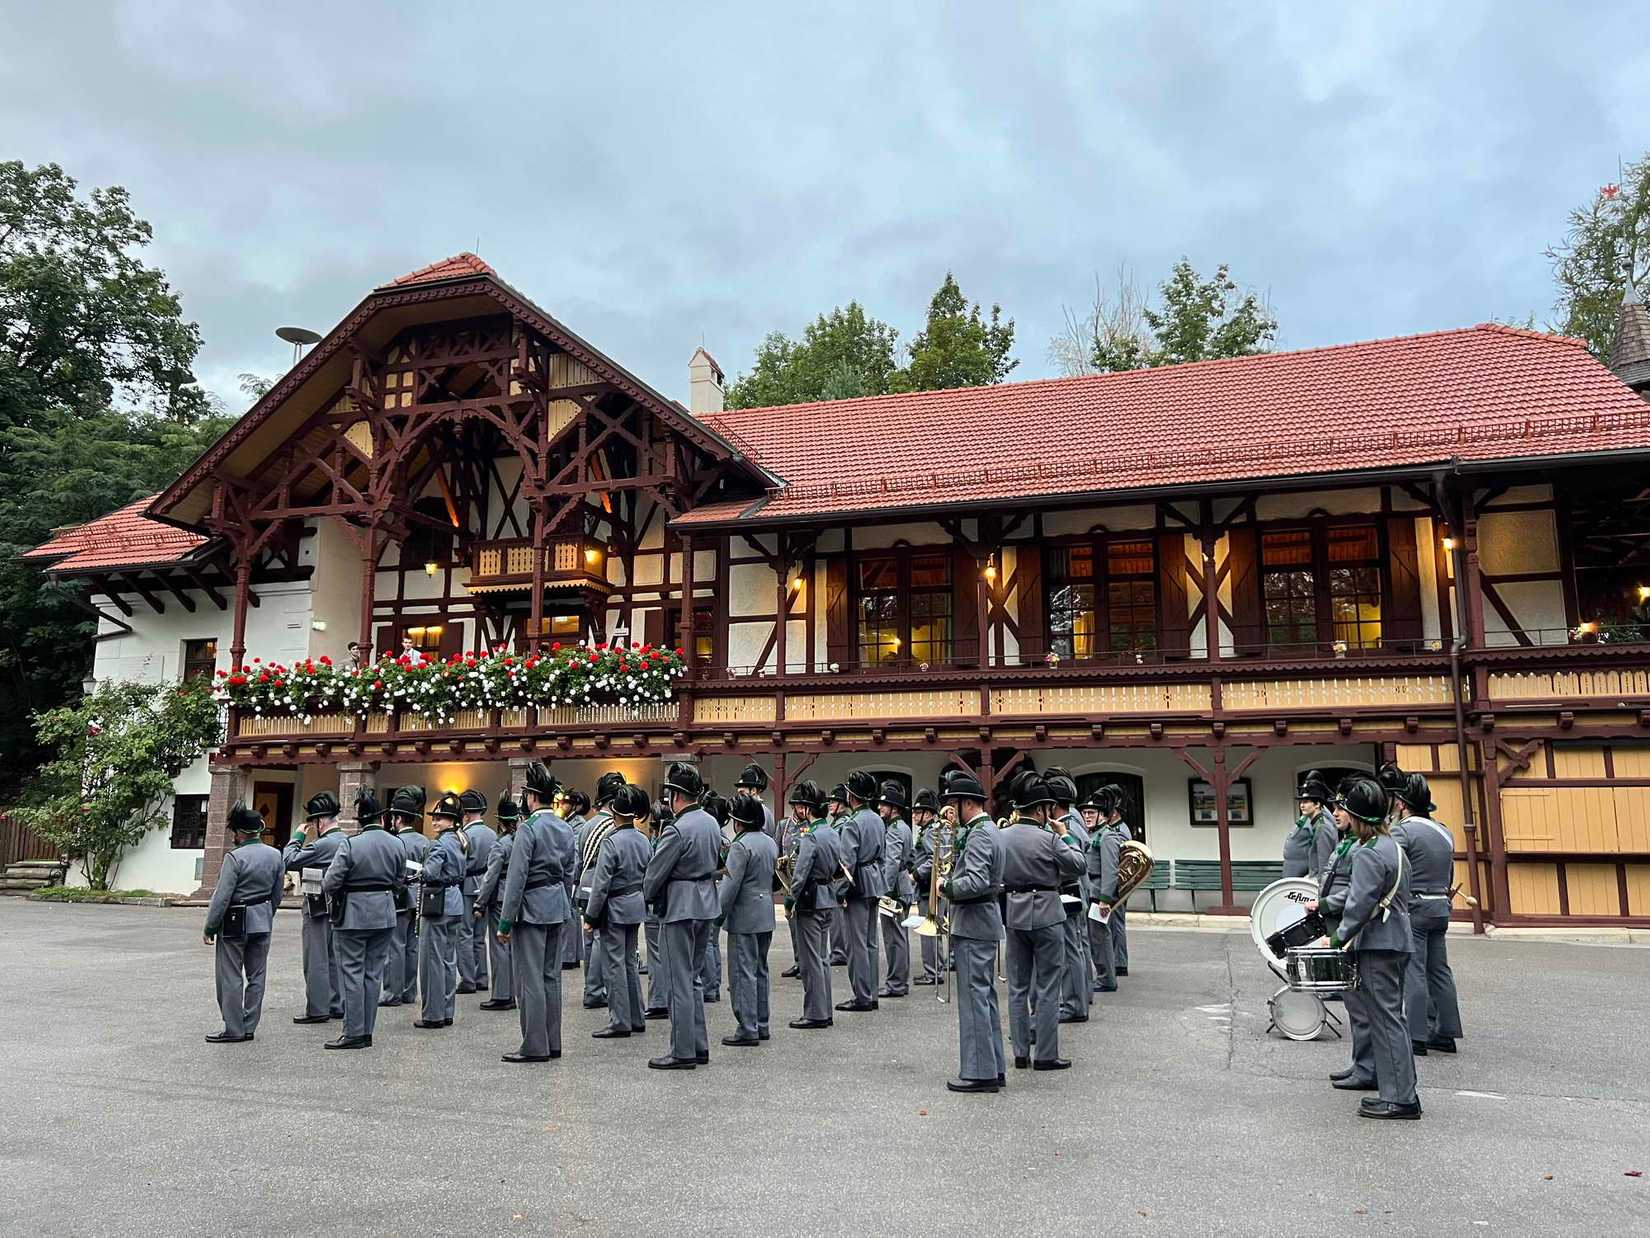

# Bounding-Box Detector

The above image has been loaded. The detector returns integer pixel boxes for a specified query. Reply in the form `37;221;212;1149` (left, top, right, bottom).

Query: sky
2;2;1646;414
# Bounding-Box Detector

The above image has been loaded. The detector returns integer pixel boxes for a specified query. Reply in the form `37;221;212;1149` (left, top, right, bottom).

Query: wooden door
252;782;294;849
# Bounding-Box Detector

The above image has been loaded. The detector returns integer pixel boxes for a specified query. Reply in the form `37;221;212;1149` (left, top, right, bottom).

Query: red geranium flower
551;642;562;652
373;679;384;690
319;655;332;666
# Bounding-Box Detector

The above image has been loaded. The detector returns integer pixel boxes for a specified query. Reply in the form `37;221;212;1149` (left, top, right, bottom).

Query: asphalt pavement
0;899;1646;1236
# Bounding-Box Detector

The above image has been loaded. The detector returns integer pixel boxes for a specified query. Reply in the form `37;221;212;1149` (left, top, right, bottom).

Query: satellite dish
276;326;322;346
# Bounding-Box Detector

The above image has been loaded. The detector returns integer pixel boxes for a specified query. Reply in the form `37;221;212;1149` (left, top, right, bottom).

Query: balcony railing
466;536;609;593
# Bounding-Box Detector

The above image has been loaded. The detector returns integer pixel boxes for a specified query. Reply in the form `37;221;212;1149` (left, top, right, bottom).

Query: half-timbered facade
27;254;1650;927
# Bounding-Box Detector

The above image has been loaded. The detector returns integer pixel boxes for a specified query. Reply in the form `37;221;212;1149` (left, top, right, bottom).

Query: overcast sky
3;2;1646;413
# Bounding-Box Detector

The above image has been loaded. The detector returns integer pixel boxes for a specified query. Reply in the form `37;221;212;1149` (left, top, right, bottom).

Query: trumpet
911;839;953;939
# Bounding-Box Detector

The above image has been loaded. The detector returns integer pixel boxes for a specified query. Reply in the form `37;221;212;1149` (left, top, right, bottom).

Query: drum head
1250;877;1321;979
1269;986;1326;1041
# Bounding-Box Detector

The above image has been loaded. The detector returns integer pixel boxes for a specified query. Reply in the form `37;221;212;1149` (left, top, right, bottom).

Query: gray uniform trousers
645;920;669;1010
920;931;948;980
1359;949;1419;1105
700;931;722;1001
487;908;514;1002
1088;914;1118;990
584;921;608;1004
1112;899;1129;969
599;921;643;1031
335;927;394;1039
954;936;1005;1082
843;896;880;1003
1343;988;1376;1082
830;908;849;964
382;910;405;1003
1007;923;1066;1063
881;913;910;995
214;933;272;1037
1405;901;1463;1041
796;910;834;1020
664;919;712;1060
511;921;564;1056
300;903;343;1017
1059;906;1091;1016
395;911;419;1002
563;902;584;965
418;914;459;1023
456;892;483;988
728;930;772;1039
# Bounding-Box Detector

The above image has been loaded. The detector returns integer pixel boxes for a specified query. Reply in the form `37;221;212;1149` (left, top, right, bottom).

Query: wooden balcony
466;535;610;594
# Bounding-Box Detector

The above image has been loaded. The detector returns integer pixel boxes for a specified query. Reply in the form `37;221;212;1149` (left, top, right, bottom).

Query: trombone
906;824;953;1003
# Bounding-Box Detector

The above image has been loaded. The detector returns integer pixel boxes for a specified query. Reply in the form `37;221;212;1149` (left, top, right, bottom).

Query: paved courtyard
0;899;1646;1236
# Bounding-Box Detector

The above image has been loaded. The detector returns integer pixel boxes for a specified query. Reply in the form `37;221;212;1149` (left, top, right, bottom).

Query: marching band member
825;783;852;966
700;791;732;1004
385;786;430;1008
1110;789;1134;976
1325;777;1421;1120
576;773;627;1006
999;774;1084;1072
733;761;779;847
643;761;721;1070
835;769;887;1014
1392;772;1464;1056
203;802;283;1043
785;780;839;1029
642;797;673;1021
876;781;914;1000
319;787;405;1049
496;762;575;1062
1313;781;1371;1086
941;768;1006;1094
1284;770;1338;879
413;792;470;1030
457;789;496;995
909;789;948;985
585;784;653;1040
559;788;590;971
1085;786;1125;994
474;793;520;1013
778;785;811;980
1045;769;1091;1024
284;791;346;1025
719;791;779;1046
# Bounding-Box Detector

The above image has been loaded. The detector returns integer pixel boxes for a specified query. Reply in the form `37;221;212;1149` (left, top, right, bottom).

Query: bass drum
1268;986;1327;1041
1249;877;1320;980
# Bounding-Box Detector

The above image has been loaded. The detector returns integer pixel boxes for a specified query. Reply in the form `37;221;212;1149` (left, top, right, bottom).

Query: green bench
1132;862;1171;911
1171;859;1285;909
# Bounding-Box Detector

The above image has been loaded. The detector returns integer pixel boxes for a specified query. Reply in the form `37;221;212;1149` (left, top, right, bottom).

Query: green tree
894;272;1018;392
15;678;222;890
726;303;901;408
1547;155;1650;359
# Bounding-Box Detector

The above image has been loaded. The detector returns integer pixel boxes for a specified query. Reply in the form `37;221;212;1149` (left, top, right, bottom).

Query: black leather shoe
1058;1014;1089;1024
694;1052;710;1064
1428;1037;1458;1053
834;999;878;1013
479;999;516;1011
644;1008;670;1020
1014;1055;1030;1069
457;983;478;994
329;1010;344;1020
502;1051;555;1063
946;1077;1000;1094
913;976;939;986
1034;1058;1072;1071
1330;1068;1355;1082
830;957;848;966
788;1018;832;1029
780;965;800;978
1332;1077;1377;1091
1359;1099;1422;1120
996;1074;1006;1087
758;1030;770;1041
1412;1040;1429;1056
704;994;721;1004
378;998;403;1008
292;1014;330;1025
412;1019;448;1030
205;1031;252;1043
1115;967;1129;976
877;988;907;999
476;981;489;992
649;1055;696;1070
630;1024;646;1034
324;1034;372;1050
583;999;608;1010
721;1035;761;1047
1094;984;1118;994
592;1028;631;1039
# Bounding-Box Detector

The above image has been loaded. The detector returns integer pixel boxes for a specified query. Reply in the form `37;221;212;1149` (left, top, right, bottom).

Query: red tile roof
384;252;497;288
681;324;1650;527
25;498;211;573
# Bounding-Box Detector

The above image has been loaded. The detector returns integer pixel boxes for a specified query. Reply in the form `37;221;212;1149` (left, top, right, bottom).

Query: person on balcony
203;802;284;1044
733;762;778;848
835;769;888;1014
558;789;589;972
642;761;721;1070
456;790;496;996
576;773;626;1008
876;781;914;1000
584;784;652;1042
824;783;852;967
319;788;404;1050
284;792;346;1025
1284;770;1338;880
719;792;779;1047
474;794;520;1015
940;767;1006;1094
1045;769;1091;1024
399;634;430;667
385;786;430;1008
413;792;470;1030
1392;773;1465;1058
496;763;576;1063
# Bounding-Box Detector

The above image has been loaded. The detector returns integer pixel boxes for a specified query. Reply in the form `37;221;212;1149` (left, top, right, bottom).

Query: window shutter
374;624;394;662
825;558;852;667
643;607;664;648
1226;527;1263;655
954;545;982;667
1014;546;1044;665
1385;515;1423;650
438;621;464;661
1156;531;1190;659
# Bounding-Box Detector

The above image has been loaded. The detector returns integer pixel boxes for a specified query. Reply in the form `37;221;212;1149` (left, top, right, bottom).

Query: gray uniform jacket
283;828;347;897
1318;840;1354;932
500;809;575;927
1394;815;1456;897
791;822;841;911
321;826;405;930
421;829;468;917
1282;820;1317;878
1086;825;1124;903
998;822;1085;930
882;816;915;902
585;826;651;926
398;829;433;869
843;806;889;897
1062;815;1090;898
719;830;779;933
945;813;1004;942
1336;835;1413;953
1310;809;1338;876
475;831;516;912
206;841;284;936
462;821;498;896
642;807;721;922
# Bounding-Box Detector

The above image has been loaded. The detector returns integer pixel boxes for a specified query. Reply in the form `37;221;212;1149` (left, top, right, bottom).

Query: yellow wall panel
1396;743;1439;772
1626;866;1650;916
1507;863;1560;915
1611;789;1650;852
1428;777;1469;849
1551;746;1606;779
1565;863;1619;916
1500;789;1557;851
1610;744;1650;778
1553;786;1619;852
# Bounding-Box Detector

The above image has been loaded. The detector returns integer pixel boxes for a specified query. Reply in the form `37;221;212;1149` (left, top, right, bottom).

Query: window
857;557;903;667
1046;538;1157;659
170;794;209;850
402;496;457;569
1106;540;1158;653
1327;526;1383;651
668;607;714;663
181;638;218;683
403;624;444;654
909;555;952;666
854;551;954;668
1262;529;1317;652
1262;523;1384;652
1048;545;1096;659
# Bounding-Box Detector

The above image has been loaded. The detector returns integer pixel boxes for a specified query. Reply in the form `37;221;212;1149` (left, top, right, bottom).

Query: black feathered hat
663;761;704;799
613;783;651;821
1296;770;1334;804
459;788;487;815
1339;778;1389;823
1400;772;1436;815
938;767;987;803
878;781;909;811
1045;773;1079;806
354;788;382;825
228;802;265;834
1376;762;1408;794
845;769;879;803
735;762;770;791
912;787;937;813
595;771;628;806
827;782;851;806
702;792;731;826
304;791;340;820
730;791;767;828
388;786;425;820
1014;775;1058;810
523;760;558;799
497;794;521;825
788;779;826;811
431;791;464;822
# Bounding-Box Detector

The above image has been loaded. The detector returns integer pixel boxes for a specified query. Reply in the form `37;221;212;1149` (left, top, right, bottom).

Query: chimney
688;347;725;414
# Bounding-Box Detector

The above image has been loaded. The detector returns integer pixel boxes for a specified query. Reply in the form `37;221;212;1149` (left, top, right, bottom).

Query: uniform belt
524;877;560;891
1005;883;1058;894
1412;892;1451;900
951;888;1002;905
345;882;395;893
608;882;643;897
668;874;712;883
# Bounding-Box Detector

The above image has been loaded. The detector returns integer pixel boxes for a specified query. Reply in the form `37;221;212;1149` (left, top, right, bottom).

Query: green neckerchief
1291;815;1314;834
235;836;262;848
1335;837;1355;857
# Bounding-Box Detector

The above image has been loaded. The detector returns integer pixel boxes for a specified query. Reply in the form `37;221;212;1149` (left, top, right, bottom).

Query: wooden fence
0;813;58;867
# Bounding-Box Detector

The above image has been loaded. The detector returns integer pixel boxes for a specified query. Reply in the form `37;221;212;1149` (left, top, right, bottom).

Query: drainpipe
1450;635;1486;933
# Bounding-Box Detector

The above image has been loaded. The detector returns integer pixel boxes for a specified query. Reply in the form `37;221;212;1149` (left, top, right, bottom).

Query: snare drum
1285;945;1359;992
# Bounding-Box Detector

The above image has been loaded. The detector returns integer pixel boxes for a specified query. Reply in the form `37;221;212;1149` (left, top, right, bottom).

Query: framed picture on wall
1188;777;1253;827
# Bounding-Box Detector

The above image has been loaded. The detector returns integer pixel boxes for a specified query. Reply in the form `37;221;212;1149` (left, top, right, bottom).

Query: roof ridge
1473;321;1591;349
384;252;496;288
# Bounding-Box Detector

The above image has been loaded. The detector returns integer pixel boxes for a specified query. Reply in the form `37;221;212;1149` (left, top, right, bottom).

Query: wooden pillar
229;556;252;671
193;760;247;898
981;748;996;812
679;533;696;672
1480;737;1512;923
357;526;378;656
1212;747;1237;912
528;502;547;653
335;760;378;834
1201;501;1222;664
773;750;788;822
975;553;991;668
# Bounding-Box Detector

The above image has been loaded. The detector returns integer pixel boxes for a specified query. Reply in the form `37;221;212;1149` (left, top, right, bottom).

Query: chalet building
25;253;1650;927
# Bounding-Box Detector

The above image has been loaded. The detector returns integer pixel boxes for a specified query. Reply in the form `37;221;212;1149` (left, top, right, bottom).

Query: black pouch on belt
222;905;247;941
419;883;445;917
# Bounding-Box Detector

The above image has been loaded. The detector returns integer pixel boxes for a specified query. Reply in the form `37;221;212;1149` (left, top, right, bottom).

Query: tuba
1113;839;1156;904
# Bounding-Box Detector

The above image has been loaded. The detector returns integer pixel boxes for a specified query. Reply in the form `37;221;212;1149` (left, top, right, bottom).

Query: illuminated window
1048;545;1096;658
855;552;953;668
404;625;444;653
1327;526;1383;651
181;638;218;683
1262;524;1383;652
1046;539;1156;658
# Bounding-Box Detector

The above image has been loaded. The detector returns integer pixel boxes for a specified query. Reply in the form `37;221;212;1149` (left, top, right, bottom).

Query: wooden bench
1131;862;1171;911
1171;859;1284;909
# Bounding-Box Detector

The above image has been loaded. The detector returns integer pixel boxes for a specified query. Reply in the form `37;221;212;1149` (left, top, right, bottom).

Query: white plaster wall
1487;582;1569;646
726;622;771;673
1481;484;1553;507
1041;504;1157;537
1415;514;1444;647
306;518;363;663
729;560;777;619
853;521;950;550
